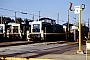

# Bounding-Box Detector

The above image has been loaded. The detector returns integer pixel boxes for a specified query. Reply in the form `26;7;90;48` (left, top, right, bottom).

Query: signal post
69;2;85;54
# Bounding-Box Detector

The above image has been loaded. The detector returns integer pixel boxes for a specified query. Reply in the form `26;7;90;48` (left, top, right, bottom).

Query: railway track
0;39;66;47
0;41;34;47
0;42;77;58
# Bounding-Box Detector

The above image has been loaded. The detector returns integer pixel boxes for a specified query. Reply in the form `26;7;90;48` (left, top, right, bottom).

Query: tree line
0;16;34;24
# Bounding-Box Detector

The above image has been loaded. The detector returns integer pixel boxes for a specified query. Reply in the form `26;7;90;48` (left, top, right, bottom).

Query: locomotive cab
7;23;21;40
30;21;42;41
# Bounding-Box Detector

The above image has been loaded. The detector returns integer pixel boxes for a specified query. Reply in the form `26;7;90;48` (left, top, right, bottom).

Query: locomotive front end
7;23;22;40
29;21;44;41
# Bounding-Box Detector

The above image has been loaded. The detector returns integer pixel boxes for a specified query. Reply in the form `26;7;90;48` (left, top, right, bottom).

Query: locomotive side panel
0;24;6;41
51;24;66;41
42;22;53;41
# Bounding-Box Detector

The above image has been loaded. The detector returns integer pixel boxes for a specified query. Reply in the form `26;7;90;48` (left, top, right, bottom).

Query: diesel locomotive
28;18;66;42
0;22;31;41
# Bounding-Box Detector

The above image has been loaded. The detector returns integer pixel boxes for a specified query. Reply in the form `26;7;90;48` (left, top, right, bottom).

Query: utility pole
38;11;40;21
67;9;70;42
32;14;34;21
57;13;59;24
88;18;89;30
15;12;16;23
67;2;72;42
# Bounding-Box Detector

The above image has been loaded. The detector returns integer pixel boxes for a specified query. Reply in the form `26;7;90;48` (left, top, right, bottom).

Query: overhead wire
0;4;29;12
0;7;44;17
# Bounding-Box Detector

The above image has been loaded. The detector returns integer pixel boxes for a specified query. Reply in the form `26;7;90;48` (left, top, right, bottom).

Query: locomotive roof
7;22;20;25
63;23;73;26
39;17;56;25
39;17;55;21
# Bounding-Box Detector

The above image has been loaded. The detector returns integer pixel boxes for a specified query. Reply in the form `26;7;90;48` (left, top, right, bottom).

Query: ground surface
0;41;90;60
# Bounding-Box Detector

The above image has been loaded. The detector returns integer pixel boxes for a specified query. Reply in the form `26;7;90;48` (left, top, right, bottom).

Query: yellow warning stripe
0;57;54;60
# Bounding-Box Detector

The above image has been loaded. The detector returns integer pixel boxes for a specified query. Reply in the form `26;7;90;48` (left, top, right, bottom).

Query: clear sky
0;0;90;25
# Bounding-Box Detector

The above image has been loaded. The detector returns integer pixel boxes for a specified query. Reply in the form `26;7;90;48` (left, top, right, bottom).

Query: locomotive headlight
20;30;22;33
37;34;40;38
16;34;19;37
